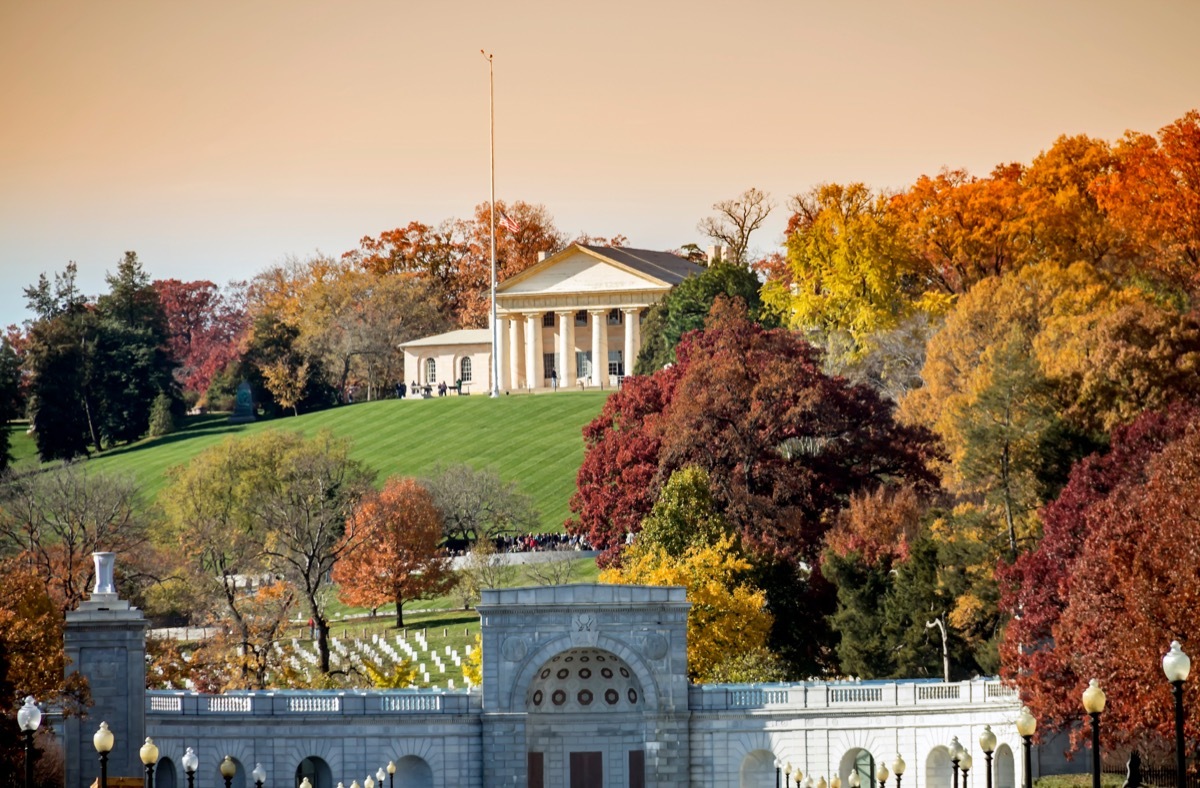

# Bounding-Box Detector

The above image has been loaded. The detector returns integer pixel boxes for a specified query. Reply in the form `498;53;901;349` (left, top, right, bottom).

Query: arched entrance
296;756;333;788
926;746;953;788
995;745;1015;788
394;755;433;788
525;647;648;788
740;749;776;788
156;757;177;788
840;748;876;788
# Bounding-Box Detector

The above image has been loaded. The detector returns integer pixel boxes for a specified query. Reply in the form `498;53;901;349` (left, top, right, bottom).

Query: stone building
65;561;1036;788
401;245;705;393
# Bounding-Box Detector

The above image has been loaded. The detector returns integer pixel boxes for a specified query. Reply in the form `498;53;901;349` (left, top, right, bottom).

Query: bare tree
697;187;775;266
424;464;538;542
455;539;516;609
524;545;580;586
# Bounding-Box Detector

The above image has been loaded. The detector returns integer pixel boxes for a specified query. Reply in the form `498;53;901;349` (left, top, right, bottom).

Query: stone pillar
64;553;148;788
494;314;508;393
622;307;641;378
556;311;575;388
509;314;524;390
589;309;609;388
524;312;544;389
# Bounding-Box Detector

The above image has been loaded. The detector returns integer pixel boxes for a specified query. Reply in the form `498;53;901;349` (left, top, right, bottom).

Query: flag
499;211;522;234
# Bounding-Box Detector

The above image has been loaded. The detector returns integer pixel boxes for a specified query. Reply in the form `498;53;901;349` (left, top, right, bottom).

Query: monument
228;380;256;424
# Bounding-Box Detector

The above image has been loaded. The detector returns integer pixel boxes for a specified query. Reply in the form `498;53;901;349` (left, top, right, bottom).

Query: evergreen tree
0;341;21;473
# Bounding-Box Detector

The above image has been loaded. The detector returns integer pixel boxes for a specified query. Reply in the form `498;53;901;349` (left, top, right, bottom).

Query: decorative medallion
578;689;593;705
601;668;613;679
501;636;528;662
552;690;566;706
628;688;638;704
579;668;591;679
605;689;620;705
532;690;543;705
557;668;569;679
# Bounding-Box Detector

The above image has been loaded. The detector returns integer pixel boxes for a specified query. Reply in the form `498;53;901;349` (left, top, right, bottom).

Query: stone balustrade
688;678;1018;711
145;688;478;717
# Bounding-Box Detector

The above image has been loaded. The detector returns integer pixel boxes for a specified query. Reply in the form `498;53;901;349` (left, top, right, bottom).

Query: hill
76;392;608;531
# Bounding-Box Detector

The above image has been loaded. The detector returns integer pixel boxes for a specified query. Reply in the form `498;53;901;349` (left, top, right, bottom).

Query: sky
2;0;1198;327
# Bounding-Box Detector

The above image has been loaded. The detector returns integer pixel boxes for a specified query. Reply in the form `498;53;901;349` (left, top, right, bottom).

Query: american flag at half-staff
499;211;522;234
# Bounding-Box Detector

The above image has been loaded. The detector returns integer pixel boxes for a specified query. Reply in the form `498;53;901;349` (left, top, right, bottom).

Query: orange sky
2;0;1198;325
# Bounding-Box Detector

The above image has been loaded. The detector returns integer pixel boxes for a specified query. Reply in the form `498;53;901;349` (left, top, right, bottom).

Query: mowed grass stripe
82;392;608;531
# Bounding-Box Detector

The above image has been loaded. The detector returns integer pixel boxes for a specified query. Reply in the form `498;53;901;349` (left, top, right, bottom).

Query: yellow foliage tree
462;633;483;688
600;535;772;682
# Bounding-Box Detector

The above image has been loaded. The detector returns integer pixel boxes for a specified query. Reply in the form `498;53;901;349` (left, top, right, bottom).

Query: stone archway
840;748;876;788
296;755;334;788
926;746;952;788
156;757;177;788
740;749;777;788
994;745;1015;788
395;755;433;788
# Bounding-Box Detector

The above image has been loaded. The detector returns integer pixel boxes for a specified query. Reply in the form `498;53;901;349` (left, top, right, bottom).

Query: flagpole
482;50;500;398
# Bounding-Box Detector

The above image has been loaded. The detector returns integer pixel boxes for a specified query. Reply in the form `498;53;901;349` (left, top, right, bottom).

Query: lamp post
806;776;815;788
950;737;965;788
1016;706;1037;788
377;767;387;787
140;738;159;788
365;777;375;788
94;722;115;788
892;754;906;788
961;753;973;788
182;748;198;788
832;776;842;788
17;696;41;788
387;761;396;788
1083;679;1107;788
876;763;890;788
786;762;794;788
252;762;267;788
776;760;783;788
850;771;861;788
220;755;237;788
1165;640;1191;788
980;725;997;788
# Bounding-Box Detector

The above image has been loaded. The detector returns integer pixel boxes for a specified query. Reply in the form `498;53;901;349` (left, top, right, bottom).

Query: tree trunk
395;596;405;629
311;600;331;674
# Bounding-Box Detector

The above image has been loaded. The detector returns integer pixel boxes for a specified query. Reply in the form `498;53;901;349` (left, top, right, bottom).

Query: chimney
537;251;549;262
706;245;722;265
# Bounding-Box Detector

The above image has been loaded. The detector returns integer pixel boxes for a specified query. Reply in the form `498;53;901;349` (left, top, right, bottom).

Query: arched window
460;357;473;383
425;358;436;384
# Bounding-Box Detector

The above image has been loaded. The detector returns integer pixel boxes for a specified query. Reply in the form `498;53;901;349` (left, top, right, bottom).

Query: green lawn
81;392;608;531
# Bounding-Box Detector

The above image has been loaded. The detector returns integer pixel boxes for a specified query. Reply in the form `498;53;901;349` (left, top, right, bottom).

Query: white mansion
401;245;705;393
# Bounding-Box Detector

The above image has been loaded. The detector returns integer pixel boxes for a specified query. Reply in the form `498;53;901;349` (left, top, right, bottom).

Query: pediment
499;248;671;297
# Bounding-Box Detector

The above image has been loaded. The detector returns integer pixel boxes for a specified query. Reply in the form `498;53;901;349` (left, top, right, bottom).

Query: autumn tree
1094;110;1200;290
697;187;775;266
153;278;247;400
602;534;773;682
332;477;454;627
636;465;732;558
454;538;516;610
764;183;949;359
998;404;1198;743
184;581;296;692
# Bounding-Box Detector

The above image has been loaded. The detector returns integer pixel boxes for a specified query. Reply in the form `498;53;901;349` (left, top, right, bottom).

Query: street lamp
832;776;842;788
140;738;159;788
365;776;375;788
182;748;198;788
220;755;237;788
949;737;965;788
849;772;861;788
1165;640;1191;788
980;724;997;788
252;762;267;788
376;767;387;787
387;761;396;788
1082;679;1107;788
806;776;815;788
786;762;794;788
961;754;973;788
892;754;906;788
94;722;115;788
17;696;41;788
876;763;890;788
776;760;783;788
818;777;828;788
1016;706;1037;788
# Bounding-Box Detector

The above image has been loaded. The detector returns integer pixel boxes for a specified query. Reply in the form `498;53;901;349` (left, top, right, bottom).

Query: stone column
509;313;524;390
622;307;641;378
556;311;575;388
524;312;544;390
495;314;509;392
589;309;609;388
64;553;148;788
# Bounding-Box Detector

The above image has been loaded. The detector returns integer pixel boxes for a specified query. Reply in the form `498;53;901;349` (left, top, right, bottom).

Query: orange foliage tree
332;477;455;627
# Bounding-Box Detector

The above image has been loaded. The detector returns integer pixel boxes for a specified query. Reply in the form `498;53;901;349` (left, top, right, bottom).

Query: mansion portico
402;245;704;392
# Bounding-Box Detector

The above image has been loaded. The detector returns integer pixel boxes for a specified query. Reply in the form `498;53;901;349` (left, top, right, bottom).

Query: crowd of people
497;532;592;553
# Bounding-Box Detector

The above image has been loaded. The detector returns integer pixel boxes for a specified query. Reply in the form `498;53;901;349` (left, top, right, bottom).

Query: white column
508;314;524;390
525;312;544;389
622;307;640;378
495;315;509;392
557;311;575;388
590;309;608;388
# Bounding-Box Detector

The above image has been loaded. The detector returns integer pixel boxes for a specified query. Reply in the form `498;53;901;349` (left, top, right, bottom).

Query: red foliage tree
331;477;455;627
568;297;939;566
999;403;1199;747
154;279;247;398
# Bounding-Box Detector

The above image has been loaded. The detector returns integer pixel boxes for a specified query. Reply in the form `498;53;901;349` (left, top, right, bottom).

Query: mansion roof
399;328;491;348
